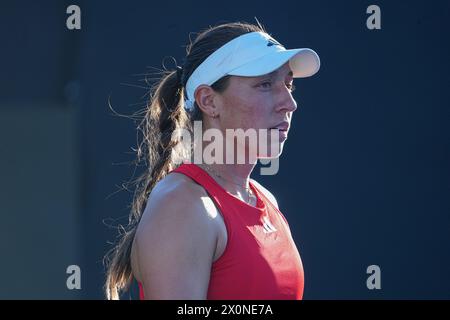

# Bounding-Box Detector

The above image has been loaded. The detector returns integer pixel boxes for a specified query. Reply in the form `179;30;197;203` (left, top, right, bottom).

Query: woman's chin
257;142;285;159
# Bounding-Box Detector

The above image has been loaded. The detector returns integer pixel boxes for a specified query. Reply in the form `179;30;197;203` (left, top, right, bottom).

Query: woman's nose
275;88;298;113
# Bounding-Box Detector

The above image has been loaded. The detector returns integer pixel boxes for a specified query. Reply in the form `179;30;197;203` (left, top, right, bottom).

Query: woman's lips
269;127;288;140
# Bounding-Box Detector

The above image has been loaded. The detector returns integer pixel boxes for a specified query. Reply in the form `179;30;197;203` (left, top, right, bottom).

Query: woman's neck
194;129;258;198
197;162;257;201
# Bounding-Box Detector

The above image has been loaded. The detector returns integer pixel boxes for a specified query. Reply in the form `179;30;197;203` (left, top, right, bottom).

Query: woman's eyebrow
286;71;294;79
268;70;293;79
253;70;293;82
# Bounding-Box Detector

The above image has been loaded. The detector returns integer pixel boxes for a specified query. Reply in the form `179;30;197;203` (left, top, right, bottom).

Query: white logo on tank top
262;216;277;233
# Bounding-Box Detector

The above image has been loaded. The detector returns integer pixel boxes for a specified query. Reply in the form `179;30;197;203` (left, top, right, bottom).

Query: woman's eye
258;81;295;92
259;81;272;89
287;83;296;92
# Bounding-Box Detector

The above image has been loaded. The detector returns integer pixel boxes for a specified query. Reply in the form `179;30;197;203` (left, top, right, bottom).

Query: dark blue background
0;0;448;299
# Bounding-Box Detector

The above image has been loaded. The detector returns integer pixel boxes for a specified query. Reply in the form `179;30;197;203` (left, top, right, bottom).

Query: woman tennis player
105;21;320;300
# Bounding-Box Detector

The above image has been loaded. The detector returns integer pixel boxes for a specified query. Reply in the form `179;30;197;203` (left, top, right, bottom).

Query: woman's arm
132;179;218;299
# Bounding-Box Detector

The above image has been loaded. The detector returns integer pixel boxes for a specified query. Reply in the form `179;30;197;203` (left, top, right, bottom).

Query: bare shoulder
131;172;219;299
250;179;279;209
143;172;211;215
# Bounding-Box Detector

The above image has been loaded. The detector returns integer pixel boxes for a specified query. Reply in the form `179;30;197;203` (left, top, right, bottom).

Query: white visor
184;31;320;110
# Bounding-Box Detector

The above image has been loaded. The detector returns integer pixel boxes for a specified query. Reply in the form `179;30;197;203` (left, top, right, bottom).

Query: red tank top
138;162;304;300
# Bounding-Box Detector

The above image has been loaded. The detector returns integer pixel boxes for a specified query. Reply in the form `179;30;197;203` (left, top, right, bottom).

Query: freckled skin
214;62;298;158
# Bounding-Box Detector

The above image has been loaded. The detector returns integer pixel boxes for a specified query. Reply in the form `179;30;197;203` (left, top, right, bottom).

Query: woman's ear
195;85;220;118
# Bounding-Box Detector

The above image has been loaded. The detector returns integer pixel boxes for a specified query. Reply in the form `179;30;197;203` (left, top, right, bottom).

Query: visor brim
227;48;320;78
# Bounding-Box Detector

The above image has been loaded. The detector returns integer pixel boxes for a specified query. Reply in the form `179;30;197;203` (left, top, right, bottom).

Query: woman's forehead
264;62;293;78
